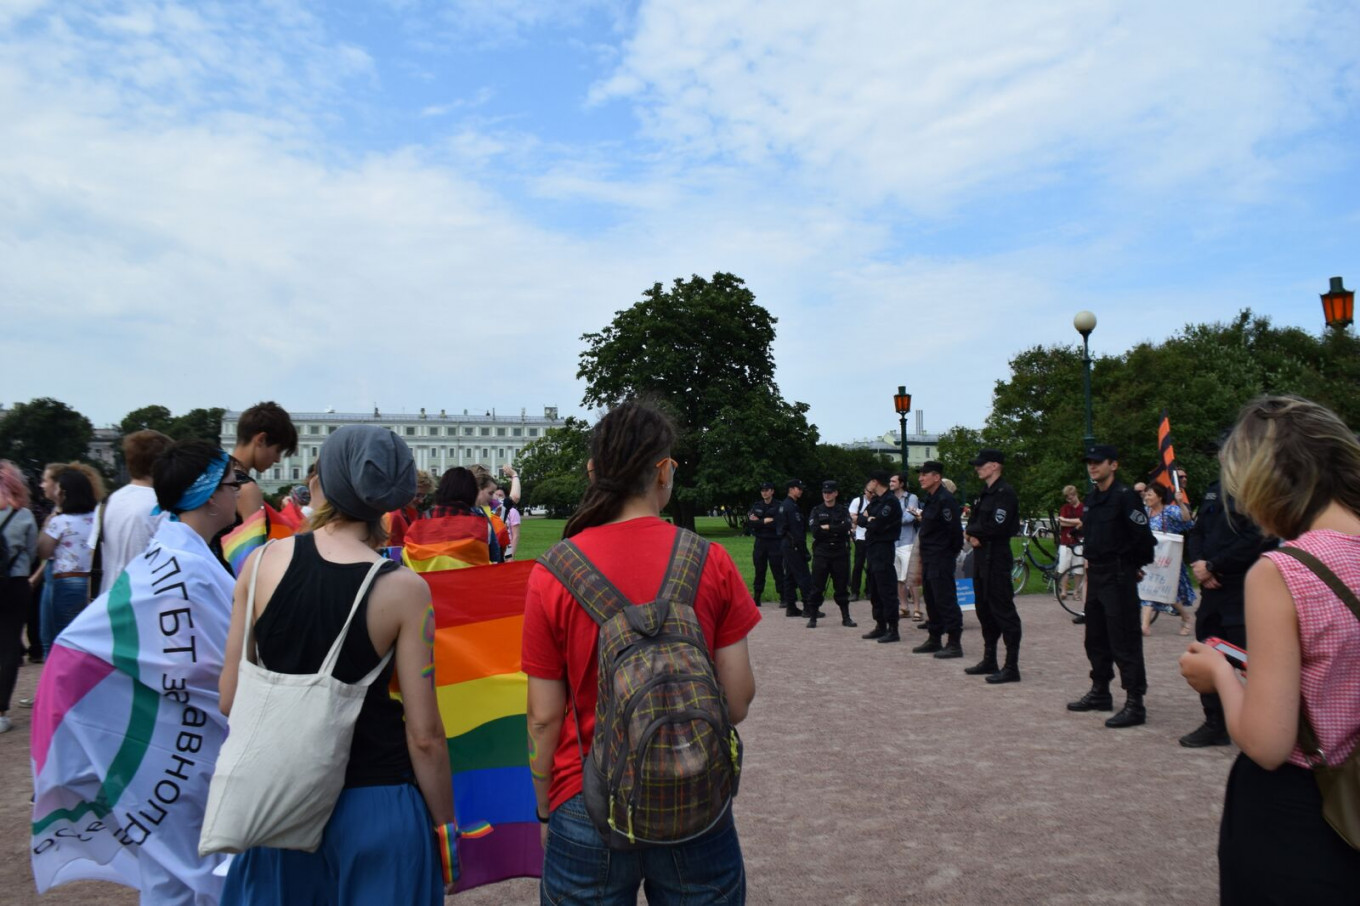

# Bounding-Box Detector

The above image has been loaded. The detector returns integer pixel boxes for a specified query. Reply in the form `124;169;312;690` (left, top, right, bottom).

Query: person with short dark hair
746;481;784;606
402;467;506;566
1067;444;1156;728
779;479;814;617
95;429;174;595
34;466;99;655
963;449;1023;683
911;461;965;659
806;480;855;629
228;401;298;522
859;469;903;643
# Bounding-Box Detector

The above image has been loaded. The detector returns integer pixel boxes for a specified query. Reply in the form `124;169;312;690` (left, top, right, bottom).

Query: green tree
517;417;592;519
118;405;175;436
170;407;226;445
577;273;817;529
0;397;95;475
935;425;984;505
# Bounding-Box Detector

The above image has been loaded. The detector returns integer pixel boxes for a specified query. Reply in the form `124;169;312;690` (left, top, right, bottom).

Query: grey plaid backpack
540;528;743;849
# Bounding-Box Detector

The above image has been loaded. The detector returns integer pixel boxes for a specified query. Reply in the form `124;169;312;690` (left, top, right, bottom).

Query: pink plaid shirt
1265;530;1360;769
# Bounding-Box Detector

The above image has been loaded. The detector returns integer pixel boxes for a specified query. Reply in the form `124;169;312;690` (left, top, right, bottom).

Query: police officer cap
868;469;892;486
968;449;1005;466
786;478;805;490
916;460;945;475
821;480;838;492
759;481;775;490
1082;443;1118;462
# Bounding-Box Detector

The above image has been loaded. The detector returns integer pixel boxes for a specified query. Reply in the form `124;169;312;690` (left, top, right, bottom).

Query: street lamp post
1321;276;1354;330
1073;311;1097;451
893;386;912;471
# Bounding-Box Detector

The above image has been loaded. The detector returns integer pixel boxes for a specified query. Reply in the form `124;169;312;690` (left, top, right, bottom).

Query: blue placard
956;578;975;611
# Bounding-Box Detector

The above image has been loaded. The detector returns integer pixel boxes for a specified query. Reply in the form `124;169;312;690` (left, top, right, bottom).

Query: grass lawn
517;516;1058;597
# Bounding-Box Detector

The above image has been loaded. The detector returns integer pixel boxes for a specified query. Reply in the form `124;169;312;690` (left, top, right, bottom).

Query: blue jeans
39;565;88;656
541;795;746;906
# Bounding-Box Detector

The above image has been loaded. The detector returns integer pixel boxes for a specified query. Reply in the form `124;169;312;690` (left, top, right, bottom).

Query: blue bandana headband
153;452;230;517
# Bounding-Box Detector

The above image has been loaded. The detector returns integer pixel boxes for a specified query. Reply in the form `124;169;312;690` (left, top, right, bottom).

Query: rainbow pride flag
220;504;295;576
403;511;498;571
425;557;543;891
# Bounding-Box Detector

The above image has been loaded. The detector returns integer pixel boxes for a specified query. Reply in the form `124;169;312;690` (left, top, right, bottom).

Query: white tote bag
199;542;391;855
1136;531;1185;605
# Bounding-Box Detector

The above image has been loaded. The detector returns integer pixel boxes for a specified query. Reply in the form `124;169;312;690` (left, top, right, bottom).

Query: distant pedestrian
0;461;37;733
93;429;173;595
890;472;920;622
963;449;1022;683
1056;484;1086;604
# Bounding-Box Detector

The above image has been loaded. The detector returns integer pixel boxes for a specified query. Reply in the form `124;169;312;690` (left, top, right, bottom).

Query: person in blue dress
1139;483;1196;636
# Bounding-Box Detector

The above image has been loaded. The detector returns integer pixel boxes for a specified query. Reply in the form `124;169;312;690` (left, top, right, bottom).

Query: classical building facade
221;406;562;492
842;429;941;468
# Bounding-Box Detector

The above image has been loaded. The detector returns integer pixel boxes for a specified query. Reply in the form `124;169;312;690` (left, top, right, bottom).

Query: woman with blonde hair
1180;395;1360;902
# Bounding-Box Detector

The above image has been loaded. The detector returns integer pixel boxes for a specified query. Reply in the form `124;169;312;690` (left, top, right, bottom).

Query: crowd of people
3;391;1358;903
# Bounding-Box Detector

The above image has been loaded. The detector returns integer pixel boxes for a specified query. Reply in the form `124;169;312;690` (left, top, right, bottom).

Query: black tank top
253;533;414;788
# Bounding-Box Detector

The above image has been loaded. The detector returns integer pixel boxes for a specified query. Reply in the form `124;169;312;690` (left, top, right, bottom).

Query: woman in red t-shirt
523;400;759;904
1180;396;1360;901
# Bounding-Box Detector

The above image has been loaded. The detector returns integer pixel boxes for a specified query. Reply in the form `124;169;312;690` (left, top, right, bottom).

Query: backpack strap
1270;545;1360;766
538;538;633;627
655;529;709;611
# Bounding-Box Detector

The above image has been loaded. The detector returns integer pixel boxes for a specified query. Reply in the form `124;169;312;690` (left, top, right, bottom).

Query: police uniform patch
995;508;1007;524
1131;510;1148;525
943;508;952;522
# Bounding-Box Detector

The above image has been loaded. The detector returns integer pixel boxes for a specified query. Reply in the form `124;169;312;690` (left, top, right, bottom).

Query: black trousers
24;577;42;660
921;557;962;637
809;546;850;610
1084;562;1146;695
973;541;1021;647
1196;590;1246;726
0;576;30;712
1219;753;1360;904
781;540;813;606
850;538;867;596
752;537;784;601
866;548;898;627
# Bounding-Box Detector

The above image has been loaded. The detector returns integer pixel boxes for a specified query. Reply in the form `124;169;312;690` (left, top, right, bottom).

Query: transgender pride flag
31;521;235;905
423;558;544;891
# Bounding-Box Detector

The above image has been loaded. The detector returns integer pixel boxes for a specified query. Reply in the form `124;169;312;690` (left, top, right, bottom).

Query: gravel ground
2;594;1231;905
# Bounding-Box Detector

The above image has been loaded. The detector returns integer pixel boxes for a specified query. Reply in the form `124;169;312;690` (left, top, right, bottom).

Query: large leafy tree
974;310;1360;517
118;405;175;436
578;273;817;529
517;417;592;519
0;397;95;476
169;407;226;445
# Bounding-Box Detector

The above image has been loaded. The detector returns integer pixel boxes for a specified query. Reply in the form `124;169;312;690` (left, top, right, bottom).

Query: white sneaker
0;716;13;733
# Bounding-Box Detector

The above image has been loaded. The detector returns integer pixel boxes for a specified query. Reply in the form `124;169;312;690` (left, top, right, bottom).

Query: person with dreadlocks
522;399;759;904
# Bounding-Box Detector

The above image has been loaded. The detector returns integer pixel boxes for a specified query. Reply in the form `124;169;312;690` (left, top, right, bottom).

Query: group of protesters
5;391;1360;904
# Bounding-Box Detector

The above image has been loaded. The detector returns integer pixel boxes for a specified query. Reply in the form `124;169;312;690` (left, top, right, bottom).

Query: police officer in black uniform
747;481;784;606
1066;444;1157;728
858;469;903;643
910;461;965;658
963;449;1022;683
779;479;814;618
806;480;855;629
1180;471;1272;746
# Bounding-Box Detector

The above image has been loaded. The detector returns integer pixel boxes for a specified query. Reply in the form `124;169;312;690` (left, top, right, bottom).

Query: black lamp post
893;386;912;470
1073;311;1097;451
1321;276;1354;330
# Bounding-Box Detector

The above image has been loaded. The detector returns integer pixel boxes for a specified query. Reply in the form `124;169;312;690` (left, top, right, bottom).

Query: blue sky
3;0;1358;446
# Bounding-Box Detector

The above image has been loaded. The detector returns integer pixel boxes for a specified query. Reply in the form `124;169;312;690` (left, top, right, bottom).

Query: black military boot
784;604;804;618
963;647;998;675
987;638;1021;683
805;612;818;628
1066;683;1114;712
862;623;886;640
934;636;963;659
877;624;902;643
839;604;857;628
1105;693;1147;728
911;635;942;654
1179;720;1230;747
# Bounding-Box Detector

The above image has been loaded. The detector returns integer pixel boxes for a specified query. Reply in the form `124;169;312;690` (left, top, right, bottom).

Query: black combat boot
1105;693;1147;728
1066;683;1114;712
1178;718;1230;747
862;623;886;640
877;624;901;643
911;635;942;654
784;604;804;618
806;612;818;628
987;637;1021;683
934;635;963;659
963;646;998;675
839;604;857;628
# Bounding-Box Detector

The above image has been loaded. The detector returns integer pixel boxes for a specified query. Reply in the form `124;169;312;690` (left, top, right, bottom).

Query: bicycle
1011;515;1088;619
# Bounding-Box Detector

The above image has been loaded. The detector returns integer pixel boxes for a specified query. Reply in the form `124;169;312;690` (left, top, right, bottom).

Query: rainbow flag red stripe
424;556;542;890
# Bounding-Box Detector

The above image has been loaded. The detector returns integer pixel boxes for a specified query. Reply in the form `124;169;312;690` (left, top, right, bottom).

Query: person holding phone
1179;396;1360;902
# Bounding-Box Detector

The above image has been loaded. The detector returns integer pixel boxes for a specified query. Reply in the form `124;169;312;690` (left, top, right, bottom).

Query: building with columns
221;406;562;492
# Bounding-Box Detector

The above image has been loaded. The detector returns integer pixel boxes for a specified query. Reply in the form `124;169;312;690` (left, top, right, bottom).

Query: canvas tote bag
199;541;391;855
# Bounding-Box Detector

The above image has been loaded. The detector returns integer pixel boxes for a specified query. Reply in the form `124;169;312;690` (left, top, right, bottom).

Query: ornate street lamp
1073;311;1097;451
1321;276;1354;330
893;386;912;469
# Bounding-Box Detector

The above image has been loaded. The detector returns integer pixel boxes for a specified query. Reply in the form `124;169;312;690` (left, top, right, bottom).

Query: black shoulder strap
1270;545;1360;765
0;509;18;571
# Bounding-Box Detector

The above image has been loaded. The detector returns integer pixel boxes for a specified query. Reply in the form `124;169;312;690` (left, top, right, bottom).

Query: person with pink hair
0;461;38;733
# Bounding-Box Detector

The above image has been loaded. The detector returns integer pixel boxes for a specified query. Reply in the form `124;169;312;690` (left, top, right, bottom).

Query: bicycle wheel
1011;558;1029;595
1054;566;1085;617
